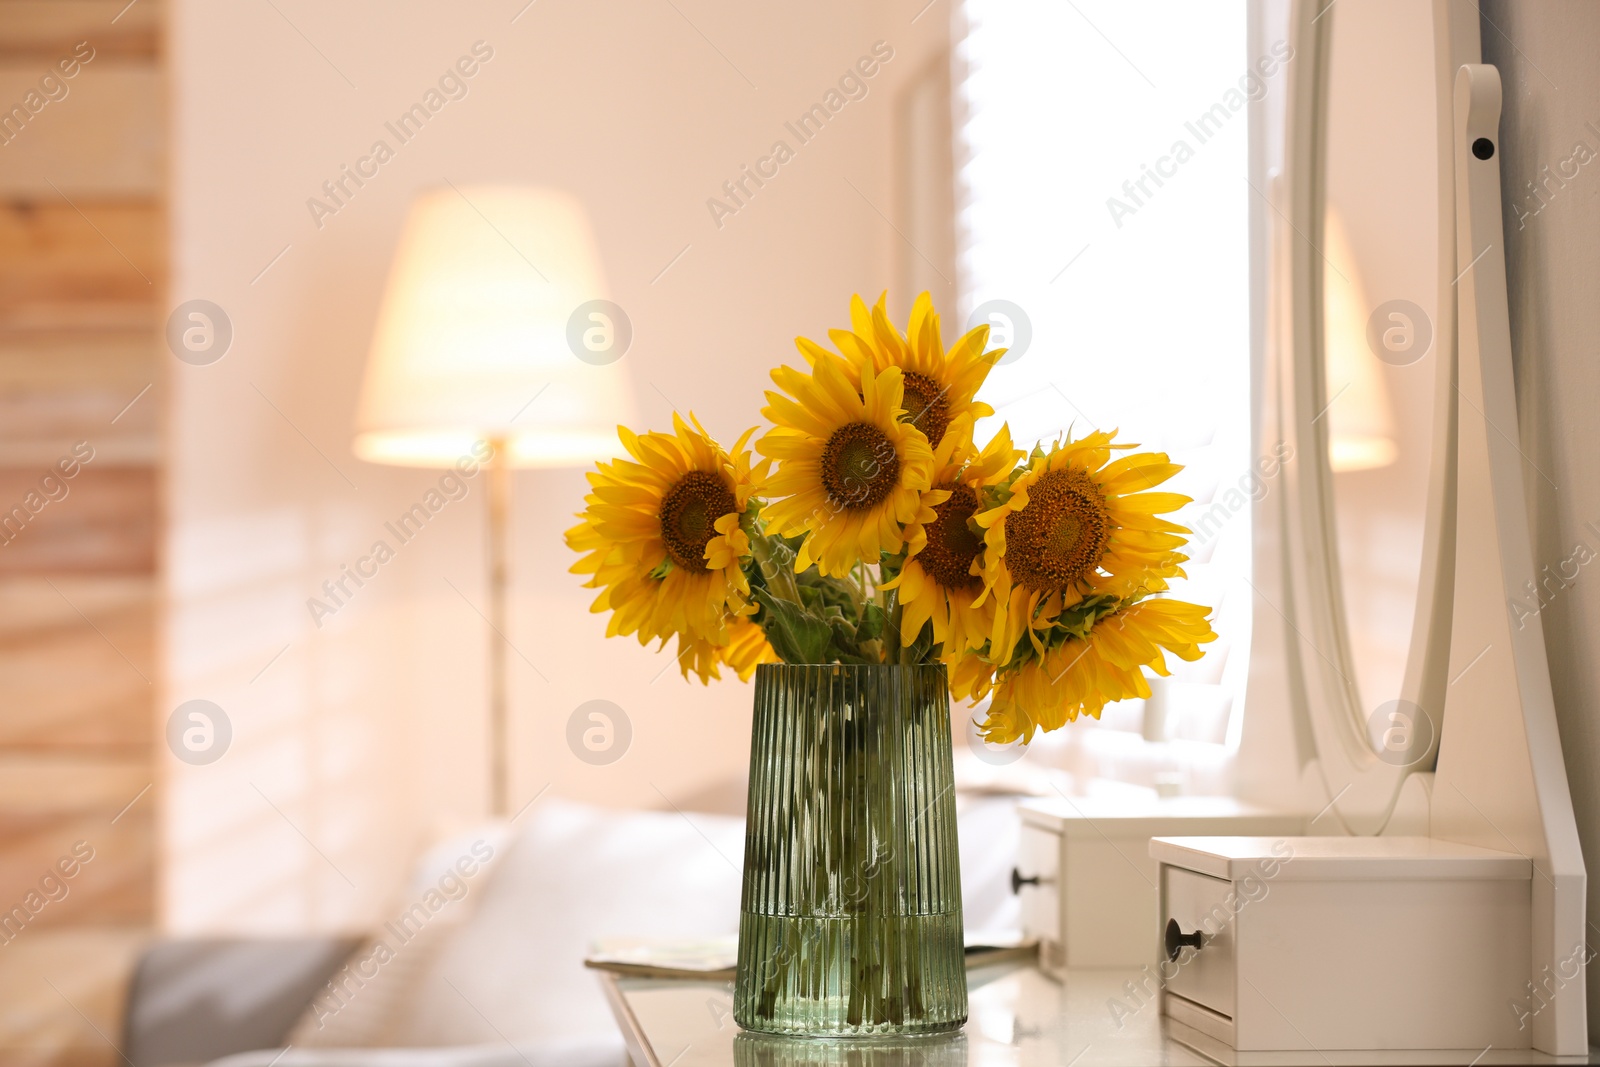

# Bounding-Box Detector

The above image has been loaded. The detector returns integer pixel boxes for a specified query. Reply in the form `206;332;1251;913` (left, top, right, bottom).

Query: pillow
287;825;512;1047
125;936;361;1065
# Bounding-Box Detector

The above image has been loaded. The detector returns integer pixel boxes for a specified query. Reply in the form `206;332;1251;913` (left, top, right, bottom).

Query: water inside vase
735;911;966;1036
733;664;968;1037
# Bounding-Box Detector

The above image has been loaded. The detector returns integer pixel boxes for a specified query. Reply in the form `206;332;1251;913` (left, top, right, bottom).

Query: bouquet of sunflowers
566;293;1216;744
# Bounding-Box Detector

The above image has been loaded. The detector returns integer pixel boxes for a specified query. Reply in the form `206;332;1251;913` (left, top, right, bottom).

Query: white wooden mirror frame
1259;0;1470;835
1247;0;1587;1053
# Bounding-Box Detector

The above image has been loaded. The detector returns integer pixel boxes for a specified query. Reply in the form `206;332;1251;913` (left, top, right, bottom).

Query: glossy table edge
596;964;1600;1067
598;967;664;1067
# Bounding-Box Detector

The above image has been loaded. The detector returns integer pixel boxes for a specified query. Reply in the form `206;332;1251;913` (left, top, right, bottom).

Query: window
955;0;1256;789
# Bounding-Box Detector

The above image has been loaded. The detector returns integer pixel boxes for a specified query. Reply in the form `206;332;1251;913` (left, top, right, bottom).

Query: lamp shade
1322;207;1397;473
353;185;636;468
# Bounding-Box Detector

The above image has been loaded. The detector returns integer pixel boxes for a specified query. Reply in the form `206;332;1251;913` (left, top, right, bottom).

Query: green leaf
755;588;834;664
856;602;887;643
826;615;873;663
797;571;860;614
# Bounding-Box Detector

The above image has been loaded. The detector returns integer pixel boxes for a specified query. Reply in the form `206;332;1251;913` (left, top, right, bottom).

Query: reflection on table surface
614;961;1204;1066
611;962;1600;1066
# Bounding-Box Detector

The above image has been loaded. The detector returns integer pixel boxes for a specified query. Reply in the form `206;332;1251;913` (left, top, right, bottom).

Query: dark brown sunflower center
1003;467;1111;593
900;371;951;448
820;421;900;511
659;470;737;572
920;482;984;591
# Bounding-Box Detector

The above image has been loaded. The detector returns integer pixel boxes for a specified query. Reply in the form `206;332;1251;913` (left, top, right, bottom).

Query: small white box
1014;797;1303;975
1153;835;1534;1051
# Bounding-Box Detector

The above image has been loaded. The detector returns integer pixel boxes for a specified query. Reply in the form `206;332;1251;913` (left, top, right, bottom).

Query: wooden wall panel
0;757;149;816
0;468;157;574
0;392;158;466
0;332;153;393
0;2;162;61
0;329;160;468
0;578;154;923
0;822;154;928
0;926;149;1067
0;65;164;197
0;200;161;331
0;574;152;641
0;578;153;752
0;6;162;1053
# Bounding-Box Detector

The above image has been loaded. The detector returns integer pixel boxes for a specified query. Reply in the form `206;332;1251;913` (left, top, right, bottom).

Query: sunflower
566;414;765;650
758;352;940;578
796;292;1000;449
977;598;1216;743
975;431;1191;667
883;418;1022;656
949;643;998;705
675;618;779;685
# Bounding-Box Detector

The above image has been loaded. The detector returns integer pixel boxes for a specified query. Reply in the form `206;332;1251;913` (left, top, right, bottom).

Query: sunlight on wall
163;507;422;932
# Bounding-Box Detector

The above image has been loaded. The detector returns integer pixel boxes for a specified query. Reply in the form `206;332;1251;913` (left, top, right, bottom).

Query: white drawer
1160;865;1235;1018
1016;797;1304;971
1153;835;1536;1052
1015;823;1059;941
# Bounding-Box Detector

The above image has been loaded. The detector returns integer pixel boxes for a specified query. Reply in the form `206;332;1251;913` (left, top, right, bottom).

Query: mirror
1315;1;1442;759
1265;0;1472;831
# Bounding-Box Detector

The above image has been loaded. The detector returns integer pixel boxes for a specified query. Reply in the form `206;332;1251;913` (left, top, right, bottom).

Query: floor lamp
351;185;634;815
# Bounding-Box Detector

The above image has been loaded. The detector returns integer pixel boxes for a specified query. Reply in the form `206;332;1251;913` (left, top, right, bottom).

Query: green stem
886;587;903;666
751;531;802;605
885;549;907;666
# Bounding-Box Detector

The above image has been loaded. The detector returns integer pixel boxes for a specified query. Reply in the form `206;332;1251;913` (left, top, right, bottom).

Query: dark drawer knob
1165;918;1204;961
1010;867;1041;894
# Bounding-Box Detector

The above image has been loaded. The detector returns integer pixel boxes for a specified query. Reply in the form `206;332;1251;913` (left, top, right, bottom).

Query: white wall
1480;0;1600;1040
164;0;950;933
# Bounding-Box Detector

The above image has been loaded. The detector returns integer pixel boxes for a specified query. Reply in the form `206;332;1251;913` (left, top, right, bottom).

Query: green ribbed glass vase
734;663;967;1038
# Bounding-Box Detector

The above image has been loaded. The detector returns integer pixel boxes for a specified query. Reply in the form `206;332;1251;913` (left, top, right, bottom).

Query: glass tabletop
599;961;1600;1066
